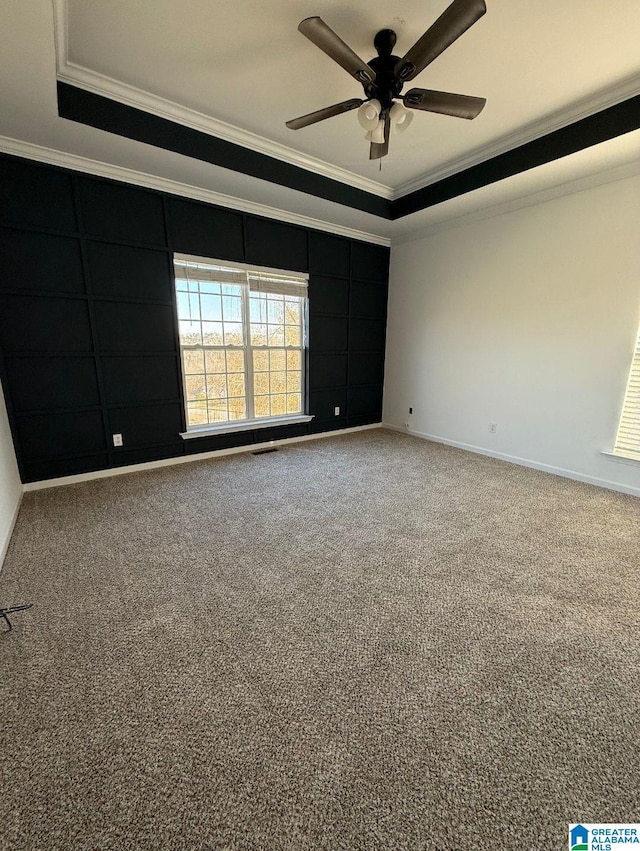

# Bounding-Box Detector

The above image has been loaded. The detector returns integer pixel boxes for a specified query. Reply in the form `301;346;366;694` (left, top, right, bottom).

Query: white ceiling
0;0;639;242
63;0;640;194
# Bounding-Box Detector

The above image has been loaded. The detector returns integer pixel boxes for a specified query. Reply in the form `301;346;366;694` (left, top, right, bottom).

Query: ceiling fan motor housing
366;30;404;111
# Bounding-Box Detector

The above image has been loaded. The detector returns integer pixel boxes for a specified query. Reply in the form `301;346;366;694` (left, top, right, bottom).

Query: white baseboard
24;423;382;492
381;423;640;498
0;492;23;571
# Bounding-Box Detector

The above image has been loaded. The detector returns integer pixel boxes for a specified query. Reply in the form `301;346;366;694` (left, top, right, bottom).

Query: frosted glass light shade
357;99;382;131
390;102;414;134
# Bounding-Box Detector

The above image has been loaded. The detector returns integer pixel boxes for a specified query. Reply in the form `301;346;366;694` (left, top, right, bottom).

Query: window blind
613;330;640;461
248;272;308;298
174;262;245;286
174;255;308;295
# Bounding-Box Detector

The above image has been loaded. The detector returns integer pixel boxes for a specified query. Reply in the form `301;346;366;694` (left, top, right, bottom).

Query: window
174;254;310;435
613;328;640;461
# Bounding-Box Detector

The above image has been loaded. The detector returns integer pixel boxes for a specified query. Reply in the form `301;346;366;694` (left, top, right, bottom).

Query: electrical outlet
406;406;413;430
113;433;123;446
489;423;497;433
334;406;340;416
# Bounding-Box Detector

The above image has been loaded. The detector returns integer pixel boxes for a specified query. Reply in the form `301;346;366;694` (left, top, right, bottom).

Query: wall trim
23;424;382;491
56;79;640;223
0;136;391;248
601;449;640;467
54;0;640;209
381;423;640;498
52;0;392;202
392;72;640;199
56;83;392;219
0;492;23;571
391;94;640;219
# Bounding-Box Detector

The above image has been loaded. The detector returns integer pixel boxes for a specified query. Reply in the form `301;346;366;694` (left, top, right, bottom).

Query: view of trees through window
174;257;307;429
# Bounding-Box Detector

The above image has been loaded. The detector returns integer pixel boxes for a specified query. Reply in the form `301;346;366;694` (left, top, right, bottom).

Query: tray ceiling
0;0;639;242
61;0;640;195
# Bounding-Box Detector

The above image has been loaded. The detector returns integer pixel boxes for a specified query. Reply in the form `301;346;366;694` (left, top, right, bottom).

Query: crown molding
391;158;640;246
49;0;640;223
393;72;640;200
52;0;394;202
0;136;391;247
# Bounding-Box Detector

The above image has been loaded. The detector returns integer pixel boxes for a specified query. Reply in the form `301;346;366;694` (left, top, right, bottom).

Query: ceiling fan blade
298;17;375;84
286;99;364;130
403;88;486;119
394;0;486;82
369;112;391;160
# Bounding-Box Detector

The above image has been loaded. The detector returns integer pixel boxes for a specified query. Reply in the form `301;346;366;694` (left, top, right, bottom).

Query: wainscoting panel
0;153;389;482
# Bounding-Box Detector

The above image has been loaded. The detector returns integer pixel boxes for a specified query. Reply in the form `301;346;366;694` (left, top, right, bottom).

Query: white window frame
609;327;640;463
173;253;313;439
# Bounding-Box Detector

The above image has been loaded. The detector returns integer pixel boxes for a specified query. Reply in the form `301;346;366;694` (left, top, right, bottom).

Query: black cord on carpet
0;603;33;633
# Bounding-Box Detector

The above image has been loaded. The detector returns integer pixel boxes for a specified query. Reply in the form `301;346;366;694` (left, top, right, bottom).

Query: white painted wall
383;173;640;495
0;383;22;566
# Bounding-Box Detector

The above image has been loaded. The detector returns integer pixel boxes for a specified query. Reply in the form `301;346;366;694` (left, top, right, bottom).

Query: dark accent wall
0;154;389;483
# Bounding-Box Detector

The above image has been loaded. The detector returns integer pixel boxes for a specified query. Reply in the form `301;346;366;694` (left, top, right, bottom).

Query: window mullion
241;273;255;420
301;297;308;414
198;284;207;423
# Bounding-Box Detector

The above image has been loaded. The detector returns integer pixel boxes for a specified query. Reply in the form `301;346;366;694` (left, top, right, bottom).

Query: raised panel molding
0;137;390;248
0;154;389;482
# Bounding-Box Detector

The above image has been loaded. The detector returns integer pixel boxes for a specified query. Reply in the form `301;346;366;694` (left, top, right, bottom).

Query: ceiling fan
286;0;487;160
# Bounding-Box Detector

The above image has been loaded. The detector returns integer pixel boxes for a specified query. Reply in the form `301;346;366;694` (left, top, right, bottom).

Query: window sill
601;449;640;466
180;414;314;440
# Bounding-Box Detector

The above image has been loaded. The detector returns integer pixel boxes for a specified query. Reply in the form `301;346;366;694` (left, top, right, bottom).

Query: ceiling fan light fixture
357;99;382;130
389;102;414;134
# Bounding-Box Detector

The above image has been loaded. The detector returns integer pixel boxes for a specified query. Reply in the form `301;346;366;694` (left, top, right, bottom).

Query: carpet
1;429;638;850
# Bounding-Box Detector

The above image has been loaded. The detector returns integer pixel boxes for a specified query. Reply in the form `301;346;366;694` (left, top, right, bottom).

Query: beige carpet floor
1;429;638;850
